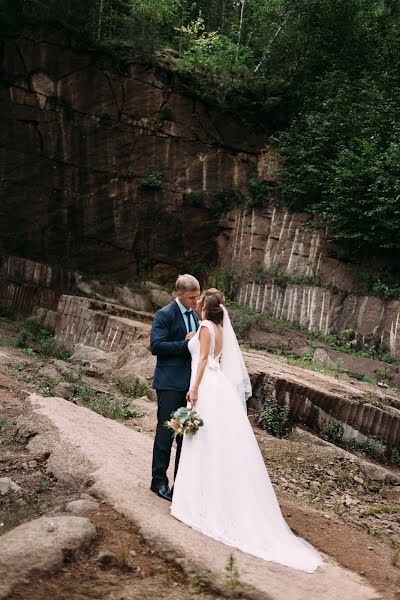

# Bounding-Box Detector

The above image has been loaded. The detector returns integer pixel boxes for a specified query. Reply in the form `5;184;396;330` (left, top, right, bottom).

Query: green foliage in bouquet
165;406;204;439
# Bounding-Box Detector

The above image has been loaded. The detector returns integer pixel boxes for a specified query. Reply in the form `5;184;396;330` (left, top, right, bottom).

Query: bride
171;288;323;573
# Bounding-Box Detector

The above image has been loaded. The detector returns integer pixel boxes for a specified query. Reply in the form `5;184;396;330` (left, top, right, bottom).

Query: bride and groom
150;274;322;572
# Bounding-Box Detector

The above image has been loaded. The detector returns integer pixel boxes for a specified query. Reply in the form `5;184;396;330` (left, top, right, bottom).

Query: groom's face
178;289;200;310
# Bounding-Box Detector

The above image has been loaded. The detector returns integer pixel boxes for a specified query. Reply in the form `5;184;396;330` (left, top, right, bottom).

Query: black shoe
150;481;172;502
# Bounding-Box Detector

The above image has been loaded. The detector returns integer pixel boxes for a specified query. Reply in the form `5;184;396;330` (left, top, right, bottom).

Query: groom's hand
185;331;196;340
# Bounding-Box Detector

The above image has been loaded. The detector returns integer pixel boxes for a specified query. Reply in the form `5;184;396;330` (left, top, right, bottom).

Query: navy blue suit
150;300;199;486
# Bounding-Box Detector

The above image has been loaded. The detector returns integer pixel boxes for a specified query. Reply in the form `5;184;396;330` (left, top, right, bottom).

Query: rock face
0;26;262;280
218;205;400;357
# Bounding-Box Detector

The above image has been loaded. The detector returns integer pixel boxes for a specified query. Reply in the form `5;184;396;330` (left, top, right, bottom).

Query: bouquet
165;406;204;439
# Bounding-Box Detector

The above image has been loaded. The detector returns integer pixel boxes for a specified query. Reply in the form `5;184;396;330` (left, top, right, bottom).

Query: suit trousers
151;389;187;486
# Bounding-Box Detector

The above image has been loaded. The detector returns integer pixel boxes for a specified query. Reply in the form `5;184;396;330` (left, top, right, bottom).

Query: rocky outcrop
1;26;263;280
0;255;76;315
245;350;400;453
44;293;400;451
54;295;151;353
218;205;400;357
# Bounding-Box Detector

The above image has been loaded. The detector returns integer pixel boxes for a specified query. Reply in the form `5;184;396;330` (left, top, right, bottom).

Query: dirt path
0;321;399;599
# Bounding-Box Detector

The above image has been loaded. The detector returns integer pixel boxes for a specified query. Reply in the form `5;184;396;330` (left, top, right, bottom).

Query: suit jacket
151;300;199;391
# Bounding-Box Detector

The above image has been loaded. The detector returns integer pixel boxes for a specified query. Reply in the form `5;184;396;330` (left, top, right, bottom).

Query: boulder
114;286;152;312
0;516;97;598
0;477;21;496
68;345;116;375
53;382;71;398
144;281;173;308
65;498;99;515
38;364;60;380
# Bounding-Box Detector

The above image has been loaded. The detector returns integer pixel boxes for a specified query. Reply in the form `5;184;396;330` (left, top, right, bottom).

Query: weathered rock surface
0;515;96;598
65;498;99;515
219;205;400;357
17;394;379;600
54;295;151;353
0;477;21;496
1;27;260;280
246;349;400;450
69;344;116;375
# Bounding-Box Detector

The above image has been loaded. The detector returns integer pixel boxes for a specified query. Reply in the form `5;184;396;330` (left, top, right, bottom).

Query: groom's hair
175;274;200;292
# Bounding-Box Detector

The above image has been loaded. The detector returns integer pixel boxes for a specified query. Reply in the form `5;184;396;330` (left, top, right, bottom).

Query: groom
150;274;200;501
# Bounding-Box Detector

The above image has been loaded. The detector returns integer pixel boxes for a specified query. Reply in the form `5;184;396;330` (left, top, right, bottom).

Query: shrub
242;177;270;209
390;448;400;466
14;318;70;359
184;191;204;207
98;106;111;120
259;401;291;438
140;171;164;190
0;303;14;320
158;103;174;121
321;419;344;444
90;393;141;420
117;377;151;398
354;436;386;460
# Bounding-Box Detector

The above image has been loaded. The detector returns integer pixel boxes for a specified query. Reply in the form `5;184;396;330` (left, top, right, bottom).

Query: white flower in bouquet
165;406;204;439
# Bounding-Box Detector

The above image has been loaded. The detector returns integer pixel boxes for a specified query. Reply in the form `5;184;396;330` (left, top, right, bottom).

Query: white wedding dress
171;319;323;573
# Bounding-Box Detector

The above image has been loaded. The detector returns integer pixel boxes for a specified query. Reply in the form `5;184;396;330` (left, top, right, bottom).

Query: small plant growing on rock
354;435;386;460
0;303;14;320
184;191;204;207
98;106;112;120
140;171;164;190
224;553;241;598
321;419;344;444
117;376;150;398
157;103;174;121
15;318;70;360
259;399;291;438
390;447;400;466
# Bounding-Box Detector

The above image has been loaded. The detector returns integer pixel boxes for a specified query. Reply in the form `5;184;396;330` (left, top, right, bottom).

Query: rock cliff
218;204;400;357
0;26;263;280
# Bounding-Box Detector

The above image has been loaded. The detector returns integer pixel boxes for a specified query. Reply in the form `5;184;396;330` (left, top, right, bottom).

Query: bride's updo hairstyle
201;288;225;325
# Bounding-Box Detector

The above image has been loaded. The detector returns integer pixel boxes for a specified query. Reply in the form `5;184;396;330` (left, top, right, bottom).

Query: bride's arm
186;326;210;407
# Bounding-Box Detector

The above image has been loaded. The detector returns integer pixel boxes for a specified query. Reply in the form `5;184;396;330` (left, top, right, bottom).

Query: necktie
184;310;194;333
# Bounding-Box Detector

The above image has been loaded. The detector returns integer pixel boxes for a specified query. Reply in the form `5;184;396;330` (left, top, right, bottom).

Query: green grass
13;318;70;360
116;376;151;399
66;383;146;420
364;503;400;516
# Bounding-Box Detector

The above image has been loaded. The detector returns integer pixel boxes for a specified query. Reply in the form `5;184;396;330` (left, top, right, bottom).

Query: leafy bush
321;420;344;444
15;318;70;360
90;393;143;420
0;304;14;320
117;377;151;398
140;171;164;190
66;382;146;420
354;436;386;460
184;191;204;207
242;177;270;209
390;448;400;466
259;401;291;438
158;103;174;121
98;106;112;120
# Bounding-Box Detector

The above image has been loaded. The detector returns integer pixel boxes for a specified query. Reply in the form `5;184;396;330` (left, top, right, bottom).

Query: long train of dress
171;320;323;573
